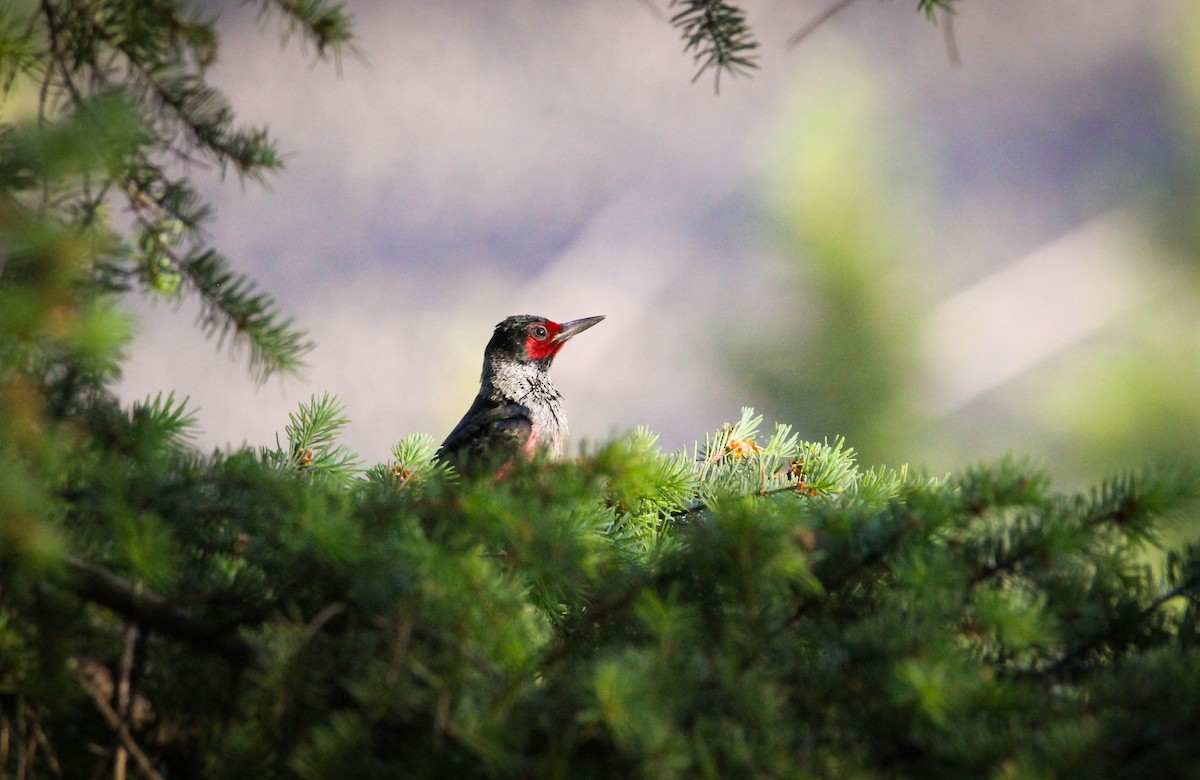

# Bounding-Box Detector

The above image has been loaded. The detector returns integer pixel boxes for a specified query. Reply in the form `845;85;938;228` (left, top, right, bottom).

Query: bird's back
435;393;535;474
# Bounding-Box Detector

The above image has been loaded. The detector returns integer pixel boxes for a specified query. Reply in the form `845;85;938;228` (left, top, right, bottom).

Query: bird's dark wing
435;396;533;475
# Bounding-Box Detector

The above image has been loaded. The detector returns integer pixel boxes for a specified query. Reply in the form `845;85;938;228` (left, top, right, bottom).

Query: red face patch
524;320;563;361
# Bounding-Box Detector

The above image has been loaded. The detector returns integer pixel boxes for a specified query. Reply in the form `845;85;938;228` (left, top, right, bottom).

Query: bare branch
73;662;165;780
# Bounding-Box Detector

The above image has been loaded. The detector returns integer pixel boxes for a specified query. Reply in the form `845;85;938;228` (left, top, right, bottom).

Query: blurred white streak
924;213;1156;414
513;191;688;348
504;190;701;445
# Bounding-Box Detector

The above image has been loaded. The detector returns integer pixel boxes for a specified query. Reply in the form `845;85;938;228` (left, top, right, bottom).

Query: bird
435;314;605;475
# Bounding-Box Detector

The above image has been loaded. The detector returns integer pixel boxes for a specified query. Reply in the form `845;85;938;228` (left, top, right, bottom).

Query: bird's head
486;314;605;366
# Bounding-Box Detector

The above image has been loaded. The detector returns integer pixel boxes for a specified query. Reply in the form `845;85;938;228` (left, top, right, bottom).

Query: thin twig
786;0;860;50
635;0;666;22
0;713;9;771
74;664;165;780
32;713;63;777
670;483;806;521
410;622;506;684
940;6;961;67
113;626;140;780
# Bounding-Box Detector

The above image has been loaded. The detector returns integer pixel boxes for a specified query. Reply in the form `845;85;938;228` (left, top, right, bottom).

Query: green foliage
0;0;351;381
130;391;198;452
0;6;40;89
9;1;1200;777
670;0;964;89
364;432;455;488
917;0;960;23
4;378;1200;777
670;0;759;91
266;392;360;481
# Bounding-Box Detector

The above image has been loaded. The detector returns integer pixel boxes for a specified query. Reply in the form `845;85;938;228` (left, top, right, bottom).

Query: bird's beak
554;315;605;343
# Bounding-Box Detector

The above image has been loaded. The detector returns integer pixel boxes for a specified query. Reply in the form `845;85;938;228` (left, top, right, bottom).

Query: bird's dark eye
531;324;549;340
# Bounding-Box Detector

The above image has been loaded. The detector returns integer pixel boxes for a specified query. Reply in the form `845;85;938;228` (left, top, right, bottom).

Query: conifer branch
258;0;356;59
669;0;758;92
1041;572;1200;678
969;470;1199;587
184;249;313;382
123;185;313;381
63;555;255;664
270;392;359;477
0;6;40;90
49;0;280;177
25;1;316;382
784;511;913;627
539;571;670;671
669;483;806;521
410;623;507;684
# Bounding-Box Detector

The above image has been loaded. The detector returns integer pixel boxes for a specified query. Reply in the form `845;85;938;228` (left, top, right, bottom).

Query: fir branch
132;64;282;178
31;1;310;382
258;0;357;60
540;569;672;672
129;391;198;449
669;0;758;92
366;433;454;486
670;483;802;522
37;0;83;117
668;411;862;521
63;555;255;664
1077;468;1200;542
801;504;914;597
969;469;1200;587
600;427;698;519
967;510;1064;587
0;5;41;91
917;0;960;23
273;392;359;479
410;621;507;685
1040;570;1200;678
119;177;313;380
50;0;281;178
184;249;313;382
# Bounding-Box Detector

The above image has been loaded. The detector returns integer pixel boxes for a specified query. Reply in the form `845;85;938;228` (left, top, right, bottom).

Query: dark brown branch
63;556;255;664
670;483;805;521
74;661;165;780
1040;575;1200;678
970;502;1125;588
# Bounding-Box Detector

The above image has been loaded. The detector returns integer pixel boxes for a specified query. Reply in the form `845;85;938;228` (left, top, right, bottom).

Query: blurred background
112;0;1200;487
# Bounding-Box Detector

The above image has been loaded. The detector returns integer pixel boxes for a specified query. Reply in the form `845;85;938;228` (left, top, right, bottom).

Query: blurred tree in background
4;1;1200;778
742;2;1200;497
743;70;929;468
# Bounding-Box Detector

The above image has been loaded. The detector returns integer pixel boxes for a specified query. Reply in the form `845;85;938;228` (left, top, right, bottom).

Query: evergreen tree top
5;388;1200;777
6;1;1200;777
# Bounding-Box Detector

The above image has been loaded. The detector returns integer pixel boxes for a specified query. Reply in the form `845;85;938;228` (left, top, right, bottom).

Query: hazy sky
113;0;1188;466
